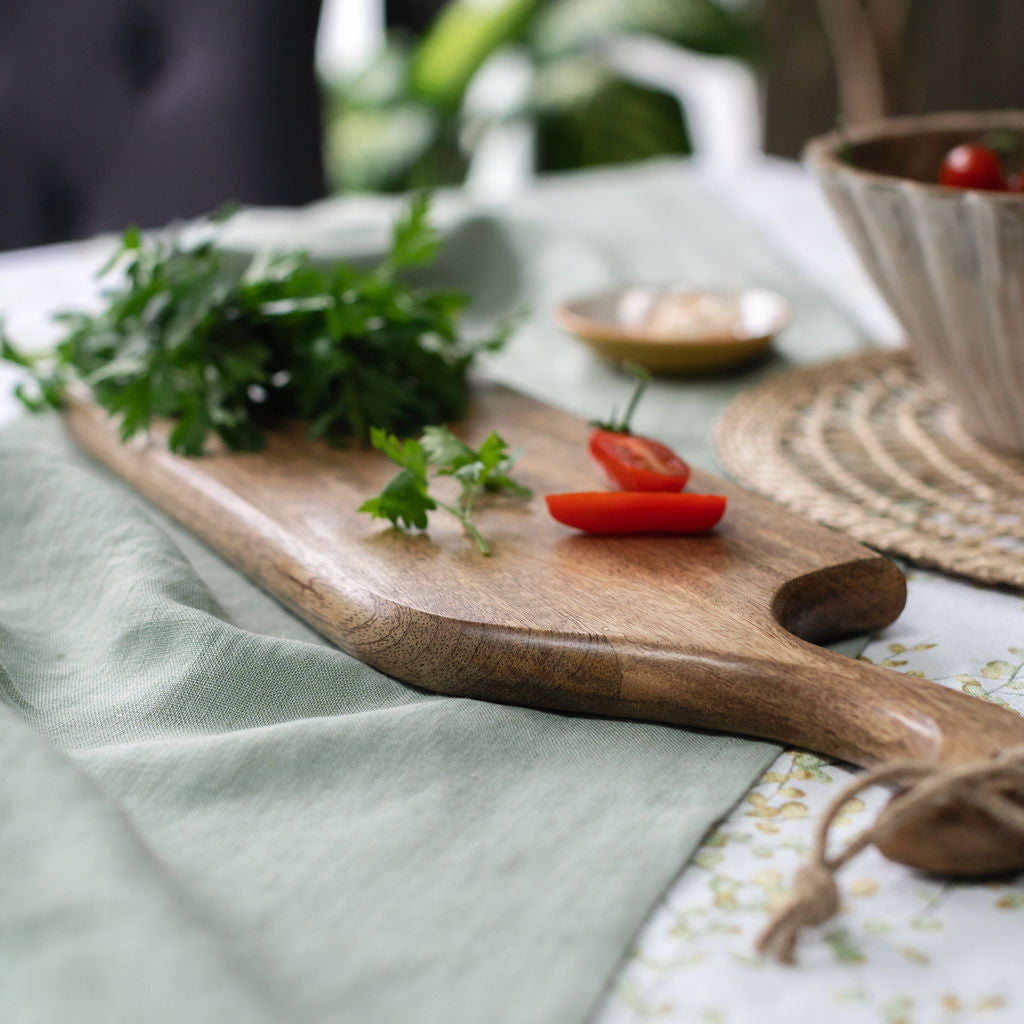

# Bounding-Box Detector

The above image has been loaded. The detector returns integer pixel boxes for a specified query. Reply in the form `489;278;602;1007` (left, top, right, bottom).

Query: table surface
2;158;1022;1024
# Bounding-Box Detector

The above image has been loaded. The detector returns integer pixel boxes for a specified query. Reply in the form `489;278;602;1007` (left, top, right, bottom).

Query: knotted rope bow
758;746;1024;964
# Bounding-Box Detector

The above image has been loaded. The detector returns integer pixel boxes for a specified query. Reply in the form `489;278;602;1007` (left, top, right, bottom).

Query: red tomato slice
545;491;726;534
588;429;691;492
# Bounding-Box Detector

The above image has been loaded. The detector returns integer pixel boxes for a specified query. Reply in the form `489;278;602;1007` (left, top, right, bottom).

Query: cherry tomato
588;428;691;492
545;491;726;534
938;143;1006;191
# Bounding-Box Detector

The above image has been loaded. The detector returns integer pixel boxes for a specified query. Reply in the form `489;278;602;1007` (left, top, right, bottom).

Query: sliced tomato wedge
588;428;691;492
545;491;726;534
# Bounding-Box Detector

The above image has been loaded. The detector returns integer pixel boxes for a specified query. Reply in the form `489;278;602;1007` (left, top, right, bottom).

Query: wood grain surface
63;383;1024;873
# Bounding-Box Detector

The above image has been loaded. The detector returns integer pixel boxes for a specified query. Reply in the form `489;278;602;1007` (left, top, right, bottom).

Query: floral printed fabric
598;564;1024;1024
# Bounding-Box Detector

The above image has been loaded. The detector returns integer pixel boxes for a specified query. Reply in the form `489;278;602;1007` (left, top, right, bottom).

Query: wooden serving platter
63;383;1024;873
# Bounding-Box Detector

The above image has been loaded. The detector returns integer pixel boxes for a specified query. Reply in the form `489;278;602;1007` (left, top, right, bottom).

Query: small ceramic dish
553;285;791;374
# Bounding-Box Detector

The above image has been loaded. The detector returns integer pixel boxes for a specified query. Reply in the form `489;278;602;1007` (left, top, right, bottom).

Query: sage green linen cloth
0;163;866;1024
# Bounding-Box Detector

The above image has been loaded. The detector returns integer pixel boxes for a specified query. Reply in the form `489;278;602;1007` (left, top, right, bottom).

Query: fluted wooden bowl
805;111;1024;453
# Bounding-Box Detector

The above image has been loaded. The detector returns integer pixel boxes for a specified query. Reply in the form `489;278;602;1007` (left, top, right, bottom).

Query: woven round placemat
714;348;1024;589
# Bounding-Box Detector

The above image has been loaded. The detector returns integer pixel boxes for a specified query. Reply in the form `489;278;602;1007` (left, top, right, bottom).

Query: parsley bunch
359;425;531;555
1;195;509;455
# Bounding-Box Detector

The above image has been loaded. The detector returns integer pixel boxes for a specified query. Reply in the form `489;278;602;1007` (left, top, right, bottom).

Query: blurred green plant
323;0;760;193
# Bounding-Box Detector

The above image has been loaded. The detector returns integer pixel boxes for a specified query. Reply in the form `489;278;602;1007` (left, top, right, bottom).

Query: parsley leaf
357;427;437;531
1;195;510;456
358;468;436;532
360;425;531;555
386;191;439;272
419;423;476;470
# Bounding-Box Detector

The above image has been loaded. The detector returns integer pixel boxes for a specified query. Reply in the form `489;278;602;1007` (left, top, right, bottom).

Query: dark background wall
762;0;1024;158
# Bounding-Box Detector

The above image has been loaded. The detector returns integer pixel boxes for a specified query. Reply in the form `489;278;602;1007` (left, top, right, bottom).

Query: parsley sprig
359;424;531;555
1;195;510;455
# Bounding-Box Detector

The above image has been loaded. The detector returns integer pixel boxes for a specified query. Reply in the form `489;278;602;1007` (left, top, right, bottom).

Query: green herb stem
439;501;491;555
590;360;652;434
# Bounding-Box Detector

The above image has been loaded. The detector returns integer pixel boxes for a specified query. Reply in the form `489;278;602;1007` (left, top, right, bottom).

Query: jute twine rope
758;747;1024;964
713;349;1024;589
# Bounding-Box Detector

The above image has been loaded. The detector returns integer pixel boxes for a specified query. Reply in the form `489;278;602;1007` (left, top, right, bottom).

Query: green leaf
210;201;241;224
167;400;210;457
361;430;437;531
534;0;759;61
359;468;436;531
476;431;513;472
12;381;49;412
420;423;475;470
369;427;431;476
95;226;141;277
387;191;439;271
1;332;35;368
409;0;544;113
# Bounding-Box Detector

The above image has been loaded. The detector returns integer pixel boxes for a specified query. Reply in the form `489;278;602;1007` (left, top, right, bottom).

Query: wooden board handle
613;636;1024;766
611;635;1024;875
